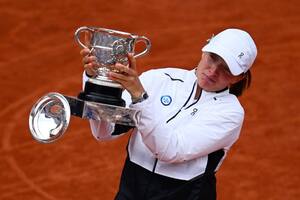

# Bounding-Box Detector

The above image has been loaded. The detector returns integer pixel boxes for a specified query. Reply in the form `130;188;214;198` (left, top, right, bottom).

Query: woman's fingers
80;48;91;56
128;53;137;70
84;63;98;76
80;48;98;76
114;62;137;76
82;55;97;65
81;50;138;82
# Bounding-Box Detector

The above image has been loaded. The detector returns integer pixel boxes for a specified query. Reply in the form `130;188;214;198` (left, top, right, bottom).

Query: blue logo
85;107;97;120
160;95;172;106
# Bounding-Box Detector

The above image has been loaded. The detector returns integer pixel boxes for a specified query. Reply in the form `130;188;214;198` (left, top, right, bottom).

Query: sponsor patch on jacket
160;95;172;106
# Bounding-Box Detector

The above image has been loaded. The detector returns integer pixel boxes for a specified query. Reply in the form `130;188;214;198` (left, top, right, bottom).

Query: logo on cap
238;52;244;59
160;95;172;106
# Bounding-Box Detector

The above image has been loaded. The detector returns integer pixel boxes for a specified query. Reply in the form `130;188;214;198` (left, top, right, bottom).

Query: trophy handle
29;93;71;143
74;26;94;49
134;36;151;58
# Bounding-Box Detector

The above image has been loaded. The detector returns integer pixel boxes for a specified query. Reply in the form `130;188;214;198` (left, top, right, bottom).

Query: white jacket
84;68;244;180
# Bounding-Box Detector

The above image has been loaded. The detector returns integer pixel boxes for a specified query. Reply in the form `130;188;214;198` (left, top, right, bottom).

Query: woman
81;28;257;200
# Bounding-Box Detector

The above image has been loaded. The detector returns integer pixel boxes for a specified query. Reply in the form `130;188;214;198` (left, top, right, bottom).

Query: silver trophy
74;26;151;106
29;27;151;143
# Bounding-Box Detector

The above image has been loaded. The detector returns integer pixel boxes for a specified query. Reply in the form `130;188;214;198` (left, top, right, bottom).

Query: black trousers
115;157;217;200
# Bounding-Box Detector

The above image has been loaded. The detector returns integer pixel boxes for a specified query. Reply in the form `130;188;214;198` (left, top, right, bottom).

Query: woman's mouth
202;73;216;83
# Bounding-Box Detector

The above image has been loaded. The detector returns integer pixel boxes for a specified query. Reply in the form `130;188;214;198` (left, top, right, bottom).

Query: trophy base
78;81;125;107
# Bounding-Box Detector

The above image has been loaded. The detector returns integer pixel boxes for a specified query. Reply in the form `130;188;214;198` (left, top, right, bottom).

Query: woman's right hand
80;48;98;77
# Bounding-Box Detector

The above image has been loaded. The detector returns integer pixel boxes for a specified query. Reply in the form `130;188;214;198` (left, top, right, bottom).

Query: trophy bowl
75;26;151;106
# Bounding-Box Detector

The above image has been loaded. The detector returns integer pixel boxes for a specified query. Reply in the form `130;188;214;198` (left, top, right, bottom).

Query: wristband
132;92;149;104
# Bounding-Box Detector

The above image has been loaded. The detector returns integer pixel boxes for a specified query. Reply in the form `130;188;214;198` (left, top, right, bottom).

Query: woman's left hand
108;53;145;99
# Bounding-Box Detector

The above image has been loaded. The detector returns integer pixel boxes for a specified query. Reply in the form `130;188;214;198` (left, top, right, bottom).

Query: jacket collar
189;69;230;102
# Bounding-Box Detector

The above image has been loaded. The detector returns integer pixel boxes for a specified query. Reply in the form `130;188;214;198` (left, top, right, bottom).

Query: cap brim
202;43;242;76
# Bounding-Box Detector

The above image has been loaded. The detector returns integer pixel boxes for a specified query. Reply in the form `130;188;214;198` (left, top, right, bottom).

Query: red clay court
0;0;299;199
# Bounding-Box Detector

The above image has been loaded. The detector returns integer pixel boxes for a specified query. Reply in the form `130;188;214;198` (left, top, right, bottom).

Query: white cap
202;28;257;76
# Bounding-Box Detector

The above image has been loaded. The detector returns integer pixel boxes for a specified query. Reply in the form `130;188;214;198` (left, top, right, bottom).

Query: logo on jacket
191;108;198;116
160;95;172;106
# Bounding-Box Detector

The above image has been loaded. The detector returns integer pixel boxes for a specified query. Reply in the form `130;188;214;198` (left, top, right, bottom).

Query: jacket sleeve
89;119;133;140
130;97;244;163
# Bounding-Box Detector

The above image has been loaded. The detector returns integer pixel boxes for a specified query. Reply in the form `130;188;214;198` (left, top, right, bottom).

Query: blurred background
0;0;299;199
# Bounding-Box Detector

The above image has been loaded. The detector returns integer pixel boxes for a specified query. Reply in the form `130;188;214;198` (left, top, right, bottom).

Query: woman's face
196;52;243;92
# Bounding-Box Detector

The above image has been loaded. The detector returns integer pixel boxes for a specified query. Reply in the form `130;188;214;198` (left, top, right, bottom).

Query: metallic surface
75;26;151;88
29;93;139;143
29;93;70;143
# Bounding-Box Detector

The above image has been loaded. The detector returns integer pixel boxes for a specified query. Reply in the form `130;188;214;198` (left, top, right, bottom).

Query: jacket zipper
166;81;196;123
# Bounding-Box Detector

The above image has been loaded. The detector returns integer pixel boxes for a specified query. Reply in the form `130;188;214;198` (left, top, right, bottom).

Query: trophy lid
29;92;71;143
